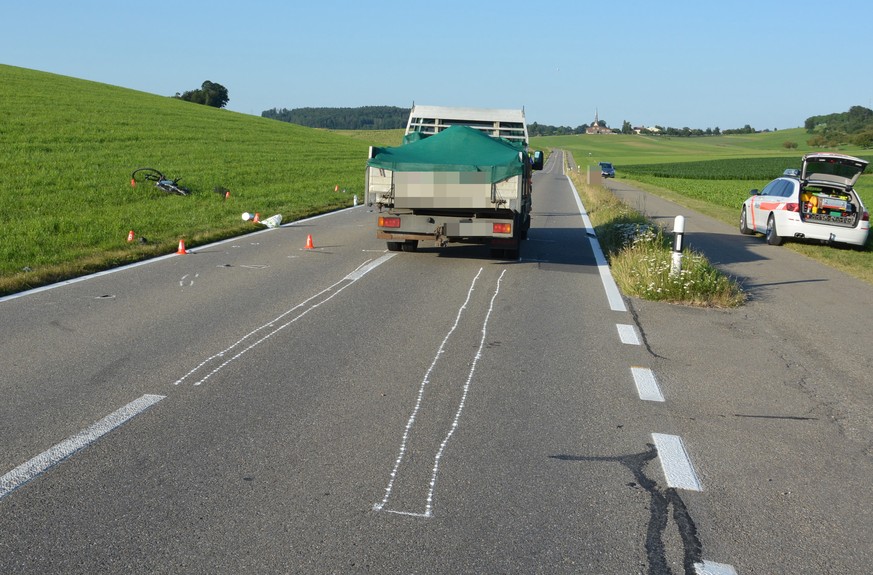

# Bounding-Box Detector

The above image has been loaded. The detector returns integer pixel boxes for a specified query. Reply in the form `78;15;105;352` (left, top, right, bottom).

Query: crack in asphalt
551;443;703;575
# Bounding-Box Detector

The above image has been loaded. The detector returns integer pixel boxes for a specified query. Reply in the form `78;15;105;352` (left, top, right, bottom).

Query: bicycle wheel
131;167;164;183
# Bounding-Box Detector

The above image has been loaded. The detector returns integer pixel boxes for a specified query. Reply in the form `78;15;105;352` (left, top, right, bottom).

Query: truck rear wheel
387;241;402;251
401;240;418;252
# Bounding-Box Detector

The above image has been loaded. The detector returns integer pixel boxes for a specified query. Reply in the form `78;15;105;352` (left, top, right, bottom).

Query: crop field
0;65;387;295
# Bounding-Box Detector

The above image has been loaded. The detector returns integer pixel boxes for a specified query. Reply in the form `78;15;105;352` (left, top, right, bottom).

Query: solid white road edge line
0;206;360;304
0;394;166;500
564;167;627;312
617;323;641;345
631;367;665;402
651;433;703;492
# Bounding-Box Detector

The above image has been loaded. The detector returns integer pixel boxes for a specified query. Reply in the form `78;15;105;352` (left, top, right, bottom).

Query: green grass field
3;63;871;295
532;132;873;283
0;64;400;295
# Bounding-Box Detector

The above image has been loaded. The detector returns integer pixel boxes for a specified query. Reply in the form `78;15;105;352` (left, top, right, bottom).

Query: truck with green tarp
365;105;536;258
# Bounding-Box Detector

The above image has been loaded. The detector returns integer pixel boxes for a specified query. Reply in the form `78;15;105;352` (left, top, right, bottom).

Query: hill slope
0;65;377;295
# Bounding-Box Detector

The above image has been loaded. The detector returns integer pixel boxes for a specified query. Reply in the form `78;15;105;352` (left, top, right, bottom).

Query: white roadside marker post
671;215;685;277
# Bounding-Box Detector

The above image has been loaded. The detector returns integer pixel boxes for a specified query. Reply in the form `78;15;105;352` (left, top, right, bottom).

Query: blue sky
3;0;871;130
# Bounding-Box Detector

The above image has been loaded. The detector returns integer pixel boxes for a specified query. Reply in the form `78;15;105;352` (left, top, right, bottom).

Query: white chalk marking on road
0;394;165;500
566;176;626;312
617;324;640;345
652;433;703;491
695;560;738;575
175;255;395;386
374;267;485;516
423;268;506;518
632;367;664;402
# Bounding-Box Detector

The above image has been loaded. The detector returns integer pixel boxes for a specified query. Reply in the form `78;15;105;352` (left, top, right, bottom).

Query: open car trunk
799;153;868;228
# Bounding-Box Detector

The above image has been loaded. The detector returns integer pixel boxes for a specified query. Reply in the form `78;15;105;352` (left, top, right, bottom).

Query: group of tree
262;106;409;130
251;101;873;149
173;81;229;108
528;122;590;136
805;105;873;148
530;120;742;137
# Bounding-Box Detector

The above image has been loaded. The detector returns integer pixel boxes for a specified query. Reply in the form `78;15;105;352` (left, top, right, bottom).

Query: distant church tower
586;108;608;134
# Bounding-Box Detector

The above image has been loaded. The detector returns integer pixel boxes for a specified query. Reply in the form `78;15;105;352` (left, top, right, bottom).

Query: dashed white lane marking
631;367;664;402
344;254;396;281
695;560;738;575
617;324;640;345
0;394;166;500
652;433;703;491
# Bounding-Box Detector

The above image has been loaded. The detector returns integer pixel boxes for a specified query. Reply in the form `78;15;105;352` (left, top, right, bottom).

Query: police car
739;153;869;246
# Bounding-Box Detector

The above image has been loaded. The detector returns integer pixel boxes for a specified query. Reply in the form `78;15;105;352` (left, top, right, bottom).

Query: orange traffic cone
130;178;136;187
305;234;314;249
253;212;260;224
127;230;135;242
177;239;188;254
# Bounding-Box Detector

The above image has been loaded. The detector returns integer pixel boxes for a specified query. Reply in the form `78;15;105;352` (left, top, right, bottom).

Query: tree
621;120;633;134
175;81;229;108
852;128;873;148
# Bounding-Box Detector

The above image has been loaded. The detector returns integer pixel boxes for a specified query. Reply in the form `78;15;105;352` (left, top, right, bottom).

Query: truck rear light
379;216;401;228
493;223;512;234
862;211;870;222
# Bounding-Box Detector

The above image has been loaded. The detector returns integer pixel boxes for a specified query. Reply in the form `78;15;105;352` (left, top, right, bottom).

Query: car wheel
765;215;784;246
739;207;754;235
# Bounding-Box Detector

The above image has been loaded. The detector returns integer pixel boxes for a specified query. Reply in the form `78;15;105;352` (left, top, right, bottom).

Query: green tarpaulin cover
367;125;526;184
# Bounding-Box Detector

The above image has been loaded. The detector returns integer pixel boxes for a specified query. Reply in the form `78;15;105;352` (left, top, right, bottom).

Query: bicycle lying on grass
130;167;190;196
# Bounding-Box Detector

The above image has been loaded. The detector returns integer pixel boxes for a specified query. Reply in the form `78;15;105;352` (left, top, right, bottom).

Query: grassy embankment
0;64;402;296
562;164;745;307
533;131;873;285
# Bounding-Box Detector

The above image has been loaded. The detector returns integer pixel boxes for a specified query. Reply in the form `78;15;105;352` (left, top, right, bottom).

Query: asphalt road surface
1;152;871;574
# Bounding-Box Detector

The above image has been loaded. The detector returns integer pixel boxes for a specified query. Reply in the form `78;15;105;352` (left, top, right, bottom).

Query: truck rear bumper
377;217;519;247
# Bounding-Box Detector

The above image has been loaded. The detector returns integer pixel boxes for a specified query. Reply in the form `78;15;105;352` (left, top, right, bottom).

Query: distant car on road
739;152;869;246
599;162;615;178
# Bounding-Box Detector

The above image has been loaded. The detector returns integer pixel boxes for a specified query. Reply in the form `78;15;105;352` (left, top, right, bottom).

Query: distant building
585;109;612;134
